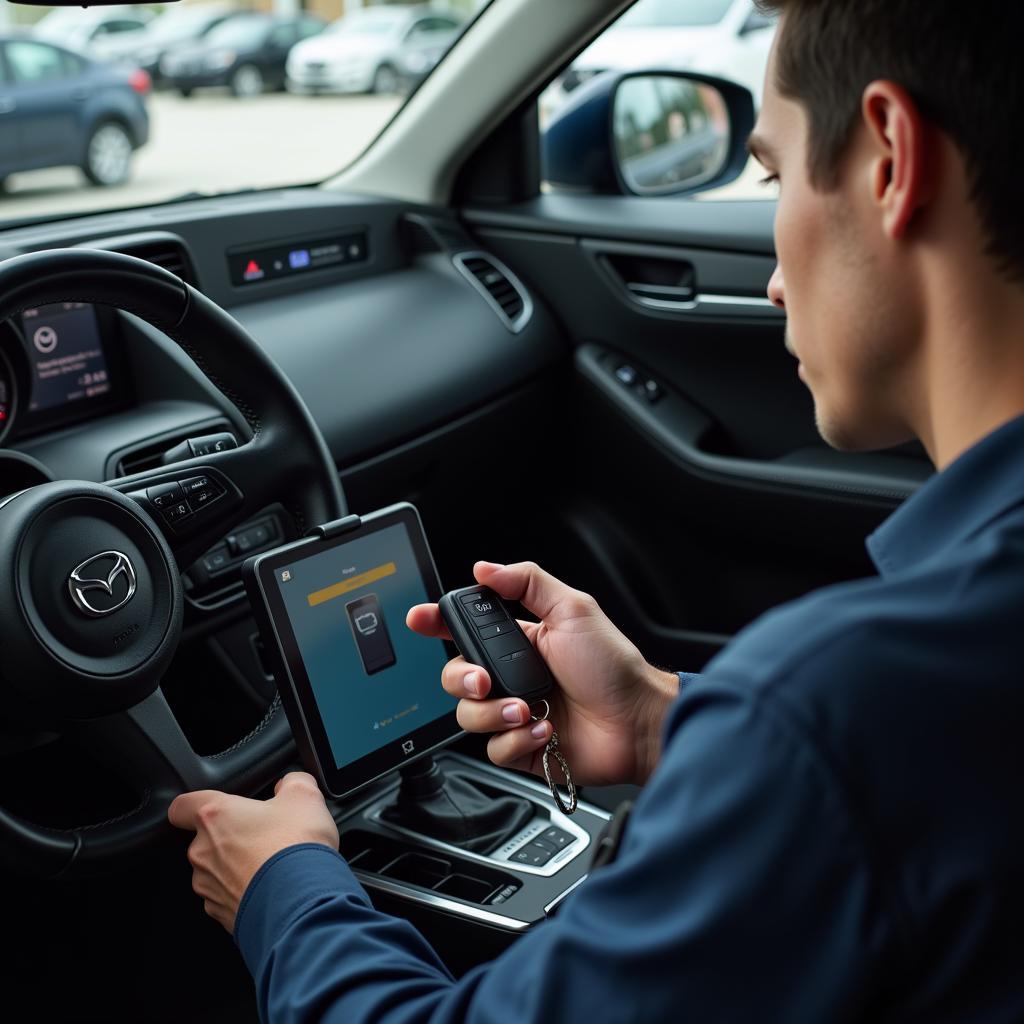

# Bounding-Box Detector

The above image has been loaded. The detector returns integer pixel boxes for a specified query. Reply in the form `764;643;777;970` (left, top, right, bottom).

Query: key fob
438;585;554;704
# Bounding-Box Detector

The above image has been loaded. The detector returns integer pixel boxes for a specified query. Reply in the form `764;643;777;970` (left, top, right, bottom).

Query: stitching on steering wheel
208;693;282;759
47;787;154;836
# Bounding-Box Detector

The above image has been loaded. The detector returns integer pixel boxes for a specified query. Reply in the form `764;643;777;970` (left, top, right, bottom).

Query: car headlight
206;49;236;70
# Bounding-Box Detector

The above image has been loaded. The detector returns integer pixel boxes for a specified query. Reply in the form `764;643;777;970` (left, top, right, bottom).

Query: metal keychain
531;699;578;816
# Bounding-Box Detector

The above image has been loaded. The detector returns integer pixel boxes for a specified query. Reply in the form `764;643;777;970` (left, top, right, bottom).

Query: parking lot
0;91;404;222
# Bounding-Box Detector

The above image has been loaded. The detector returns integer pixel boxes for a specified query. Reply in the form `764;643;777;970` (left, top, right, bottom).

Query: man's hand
408;561;679;788
167;772;339;934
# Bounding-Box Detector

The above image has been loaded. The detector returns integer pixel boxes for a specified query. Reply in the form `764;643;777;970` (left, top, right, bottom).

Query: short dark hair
757;0;1024;283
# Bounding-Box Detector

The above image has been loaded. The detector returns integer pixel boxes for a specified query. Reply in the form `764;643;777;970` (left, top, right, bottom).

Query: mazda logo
68;551;137;618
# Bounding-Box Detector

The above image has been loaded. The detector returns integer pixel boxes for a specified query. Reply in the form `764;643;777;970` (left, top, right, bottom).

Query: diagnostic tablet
242;503;459;799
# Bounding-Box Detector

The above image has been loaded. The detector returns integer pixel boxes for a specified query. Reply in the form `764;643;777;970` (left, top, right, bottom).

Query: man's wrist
633;664;680;786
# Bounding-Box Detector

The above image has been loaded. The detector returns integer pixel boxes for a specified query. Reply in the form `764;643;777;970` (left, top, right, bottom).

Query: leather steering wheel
0;249;344;878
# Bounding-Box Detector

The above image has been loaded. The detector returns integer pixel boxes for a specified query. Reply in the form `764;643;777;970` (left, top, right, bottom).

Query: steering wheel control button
162;500;193;525
180;474;224;512
189;432;237;457
477;620;515;640
146;482;184;509
161;432;238;465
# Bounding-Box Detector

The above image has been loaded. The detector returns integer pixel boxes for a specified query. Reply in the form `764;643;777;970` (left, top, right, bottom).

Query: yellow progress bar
306;562;397;607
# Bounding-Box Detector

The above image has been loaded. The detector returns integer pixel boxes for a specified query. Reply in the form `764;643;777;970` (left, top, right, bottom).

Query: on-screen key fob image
438;585;554;705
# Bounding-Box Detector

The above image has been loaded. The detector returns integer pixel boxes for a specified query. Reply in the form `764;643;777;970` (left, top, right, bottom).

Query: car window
0;0;491;226
267;24;298;48
539;0;779;202
5;40;69;84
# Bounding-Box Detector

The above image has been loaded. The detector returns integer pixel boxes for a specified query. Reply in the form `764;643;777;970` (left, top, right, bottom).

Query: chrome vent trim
452;251;533;333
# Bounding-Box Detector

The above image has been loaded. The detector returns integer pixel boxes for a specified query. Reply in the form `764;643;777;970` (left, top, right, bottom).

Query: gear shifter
380;756;534;854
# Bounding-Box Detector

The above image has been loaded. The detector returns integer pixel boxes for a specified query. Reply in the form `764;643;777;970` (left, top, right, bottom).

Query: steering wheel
0;249;344;878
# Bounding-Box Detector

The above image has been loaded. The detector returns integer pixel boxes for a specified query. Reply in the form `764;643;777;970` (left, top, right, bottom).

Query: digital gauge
0;346;16;444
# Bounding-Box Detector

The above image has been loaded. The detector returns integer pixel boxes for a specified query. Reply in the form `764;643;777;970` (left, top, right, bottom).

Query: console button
147;482;184;509
477;620;515;640
490;884;519;905
540;827;575;850
512;844;552;867
203;546;230;574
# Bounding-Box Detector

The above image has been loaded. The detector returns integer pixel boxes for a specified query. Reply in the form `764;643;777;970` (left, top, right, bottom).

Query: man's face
752;34;919;452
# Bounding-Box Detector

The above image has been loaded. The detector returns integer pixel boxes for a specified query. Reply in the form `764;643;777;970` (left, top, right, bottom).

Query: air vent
78;232;198;287
117;241;197;286
453;251;532;333
109;420;234;478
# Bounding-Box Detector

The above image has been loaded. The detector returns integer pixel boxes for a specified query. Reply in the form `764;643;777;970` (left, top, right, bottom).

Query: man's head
750;1;1024;456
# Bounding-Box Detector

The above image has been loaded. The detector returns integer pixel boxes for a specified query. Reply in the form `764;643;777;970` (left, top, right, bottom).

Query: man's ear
861;80;934;239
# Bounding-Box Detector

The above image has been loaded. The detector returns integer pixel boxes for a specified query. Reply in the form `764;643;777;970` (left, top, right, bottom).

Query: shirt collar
867;413;1024;577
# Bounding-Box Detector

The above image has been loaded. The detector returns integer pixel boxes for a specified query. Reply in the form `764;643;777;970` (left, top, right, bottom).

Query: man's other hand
167;772;339;934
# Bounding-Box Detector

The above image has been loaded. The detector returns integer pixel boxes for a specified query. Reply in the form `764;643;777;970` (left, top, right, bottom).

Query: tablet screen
248;505;459;796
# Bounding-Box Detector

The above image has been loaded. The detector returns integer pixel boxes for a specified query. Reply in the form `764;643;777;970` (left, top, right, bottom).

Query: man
169;1;1024;1019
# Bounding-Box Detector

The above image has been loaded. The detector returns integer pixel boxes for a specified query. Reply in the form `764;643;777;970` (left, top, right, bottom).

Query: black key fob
438;585;554;704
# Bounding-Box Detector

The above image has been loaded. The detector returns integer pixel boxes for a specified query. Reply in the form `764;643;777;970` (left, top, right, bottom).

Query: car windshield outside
327;8;411;35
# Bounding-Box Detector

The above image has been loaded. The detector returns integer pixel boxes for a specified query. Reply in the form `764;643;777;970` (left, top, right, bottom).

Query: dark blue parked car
0;34;150;188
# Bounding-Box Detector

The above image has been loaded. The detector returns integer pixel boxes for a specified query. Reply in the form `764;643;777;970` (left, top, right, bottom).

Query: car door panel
461;195;933;670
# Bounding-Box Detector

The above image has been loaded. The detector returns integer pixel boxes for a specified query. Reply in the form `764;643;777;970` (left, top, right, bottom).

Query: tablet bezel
244;503;460;799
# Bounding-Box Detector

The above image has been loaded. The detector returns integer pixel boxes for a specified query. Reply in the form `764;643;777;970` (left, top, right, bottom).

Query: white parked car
286;4;463;96
32;5;154;64
543;0;777;122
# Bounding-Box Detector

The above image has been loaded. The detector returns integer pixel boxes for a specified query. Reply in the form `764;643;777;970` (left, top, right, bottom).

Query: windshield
0;0;487;227
203;15;269;49
620;0;735;28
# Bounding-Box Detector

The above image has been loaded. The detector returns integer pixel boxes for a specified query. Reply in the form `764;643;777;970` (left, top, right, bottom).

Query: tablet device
242;502;459;799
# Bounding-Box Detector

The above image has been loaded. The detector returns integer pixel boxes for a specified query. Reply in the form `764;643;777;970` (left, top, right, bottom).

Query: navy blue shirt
235;415;1024;1022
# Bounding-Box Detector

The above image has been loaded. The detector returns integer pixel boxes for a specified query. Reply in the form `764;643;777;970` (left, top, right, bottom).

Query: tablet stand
380;755;534;854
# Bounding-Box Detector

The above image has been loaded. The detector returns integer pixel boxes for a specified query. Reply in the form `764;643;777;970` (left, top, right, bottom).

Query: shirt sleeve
235;679;890;1024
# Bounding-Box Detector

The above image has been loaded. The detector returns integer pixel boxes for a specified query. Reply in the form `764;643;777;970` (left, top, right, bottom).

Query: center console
333;750;610;934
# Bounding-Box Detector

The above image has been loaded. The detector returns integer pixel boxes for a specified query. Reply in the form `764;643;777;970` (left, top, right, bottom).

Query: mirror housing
542;70;755;198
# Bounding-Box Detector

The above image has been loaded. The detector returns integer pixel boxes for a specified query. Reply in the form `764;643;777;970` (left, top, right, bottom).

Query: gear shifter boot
380;758;534;854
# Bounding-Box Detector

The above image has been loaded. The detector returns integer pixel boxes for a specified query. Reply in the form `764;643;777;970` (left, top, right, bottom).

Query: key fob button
478;620;515;640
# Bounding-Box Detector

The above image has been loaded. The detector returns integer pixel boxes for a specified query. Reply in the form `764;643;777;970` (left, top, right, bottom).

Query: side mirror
542;70;755;198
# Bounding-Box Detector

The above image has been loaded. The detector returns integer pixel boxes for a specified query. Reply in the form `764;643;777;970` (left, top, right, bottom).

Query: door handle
72;90;90;102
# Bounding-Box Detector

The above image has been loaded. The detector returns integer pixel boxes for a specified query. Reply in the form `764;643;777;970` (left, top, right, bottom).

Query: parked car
109;3;244;87
543;0;777;121
0;33;150;188
286;4;463;96
32;5;154;64
161;13;326;98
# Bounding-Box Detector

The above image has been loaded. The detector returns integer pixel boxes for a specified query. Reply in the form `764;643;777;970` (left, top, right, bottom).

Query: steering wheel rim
0;248;344;878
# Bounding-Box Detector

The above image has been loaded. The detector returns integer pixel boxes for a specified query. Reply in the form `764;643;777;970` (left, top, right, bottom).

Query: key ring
529;699;550;723
542;732;578;815
529;698;577;815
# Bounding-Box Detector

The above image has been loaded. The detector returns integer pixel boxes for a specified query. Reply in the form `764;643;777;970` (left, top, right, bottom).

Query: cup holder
0;451;53;500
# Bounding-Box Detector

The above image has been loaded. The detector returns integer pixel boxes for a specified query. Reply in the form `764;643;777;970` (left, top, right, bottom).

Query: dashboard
0;188;563;612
